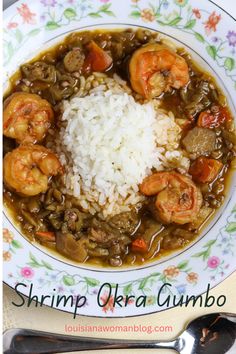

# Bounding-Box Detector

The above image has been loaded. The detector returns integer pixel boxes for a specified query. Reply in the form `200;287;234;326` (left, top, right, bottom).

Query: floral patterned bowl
3;0;236;317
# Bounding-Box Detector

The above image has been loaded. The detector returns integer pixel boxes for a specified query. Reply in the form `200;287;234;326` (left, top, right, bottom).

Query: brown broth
3;28;236;267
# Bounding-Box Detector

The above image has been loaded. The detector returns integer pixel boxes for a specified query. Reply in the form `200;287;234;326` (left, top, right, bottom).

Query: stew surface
3;28;236;267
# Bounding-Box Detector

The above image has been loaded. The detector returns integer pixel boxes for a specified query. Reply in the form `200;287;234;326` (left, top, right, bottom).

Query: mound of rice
57;74;189;218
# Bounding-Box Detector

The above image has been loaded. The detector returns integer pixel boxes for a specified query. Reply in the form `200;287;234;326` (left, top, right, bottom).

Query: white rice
57;75;189;218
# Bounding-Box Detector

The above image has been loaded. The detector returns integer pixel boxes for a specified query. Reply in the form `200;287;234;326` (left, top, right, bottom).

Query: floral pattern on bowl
3;0;236;317
3;0;116;67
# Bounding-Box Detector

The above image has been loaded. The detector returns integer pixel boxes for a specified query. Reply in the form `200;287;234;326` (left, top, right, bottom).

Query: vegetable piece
21;210;38;227
189;157;223;183
184;81;210;118
197;106;231;128
36;231;56;242
142;219;162;243
197;111;214;128
56;232;88;262
63;48;85;73
28;198;41;213
88;248;109;257
48;71;77;104
188;205;213;230
83;41;113;72
21;62;56;83
89;228;107;243
109;257;122;267
222;129;236;146
131;238;148;253
109;211;139;234
182;127;216;156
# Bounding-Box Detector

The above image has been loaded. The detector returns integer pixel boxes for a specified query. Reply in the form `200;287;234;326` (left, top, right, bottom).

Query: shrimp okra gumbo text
3;29;236;267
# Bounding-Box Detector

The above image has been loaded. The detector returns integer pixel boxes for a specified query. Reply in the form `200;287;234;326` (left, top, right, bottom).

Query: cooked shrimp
3;145;62;196
3;92;54;143
140;172;202;224
129;44;189;98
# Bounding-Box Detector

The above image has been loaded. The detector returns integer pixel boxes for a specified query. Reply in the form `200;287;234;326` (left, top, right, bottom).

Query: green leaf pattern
63;8;77;20
184;19;196;29
194;32;205;43
206;45;217;60
226;222;236;233
224;58;235;71
11;239;23;249
45;21;61;30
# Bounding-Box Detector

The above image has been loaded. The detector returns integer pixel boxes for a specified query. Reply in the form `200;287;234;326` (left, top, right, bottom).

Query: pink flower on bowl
17;4;36;25
204;11;221;35
20;266;34;279
100;0;110;3
7;22;18;29
207;256;220;269
100;292;115;313
192;8;201;19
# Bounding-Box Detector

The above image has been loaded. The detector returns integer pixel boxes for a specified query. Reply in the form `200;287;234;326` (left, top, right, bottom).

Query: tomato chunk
83;41;113;72
189;157;223;183
131;238;148;253
197;106;231;128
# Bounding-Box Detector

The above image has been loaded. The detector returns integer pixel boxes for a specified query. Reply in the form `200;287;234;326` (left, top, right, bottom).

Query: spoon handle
3;328;181;354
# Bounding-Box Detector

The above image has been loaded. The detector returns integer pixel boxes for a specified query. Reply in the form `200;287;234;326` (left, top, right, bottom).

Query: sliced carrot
131;238;148;253
197;107;231;128
189;157;223;183
83;41;113;73
35;231;56;242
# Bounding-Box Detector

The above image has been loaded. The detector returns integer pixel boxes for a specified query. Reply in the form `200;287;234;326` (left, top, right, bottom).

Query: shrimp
3;145;62;196
129;44;189;98
140;172;202;224
3;92;54;144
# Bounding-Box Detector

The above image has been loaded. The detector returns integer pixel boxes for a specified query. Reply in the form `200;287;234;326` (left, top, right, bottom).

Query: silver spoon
3;312;236;354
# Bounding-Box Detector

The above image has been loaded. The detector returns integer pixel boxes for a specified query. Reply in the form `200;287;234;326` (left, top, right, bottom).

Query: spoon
3;312;236;354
